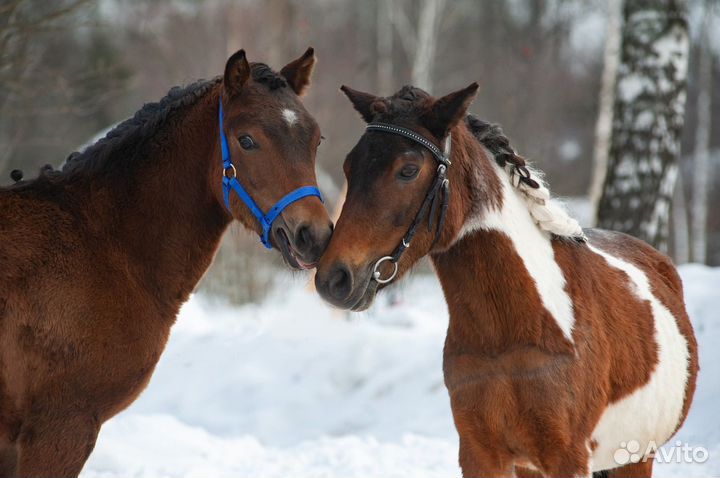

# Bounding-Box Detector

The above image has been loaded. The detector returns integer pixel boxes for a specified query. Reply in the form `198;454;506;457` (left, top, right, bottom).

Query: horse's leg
536;441;592;478
15;411;99;477
0;442;17;478
604;459;653;478
458;436;514;478
0;423;18;477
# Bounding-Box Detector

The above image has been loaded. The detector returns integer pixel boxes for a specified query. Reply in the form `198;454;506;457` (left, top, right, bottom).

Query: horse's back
583;229;684;296
0;183;80;287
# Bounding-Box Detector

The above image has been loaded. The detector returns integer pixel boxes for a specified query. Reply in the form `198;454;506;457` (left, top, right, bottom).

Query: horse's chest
90;324;170;418
29;310;172;420
98;354;161;419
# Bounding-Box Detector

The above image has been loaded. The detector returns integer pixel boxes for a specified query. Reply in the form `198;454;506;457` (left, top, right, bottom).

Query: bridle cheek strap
365;122;451;284
219;100;323;249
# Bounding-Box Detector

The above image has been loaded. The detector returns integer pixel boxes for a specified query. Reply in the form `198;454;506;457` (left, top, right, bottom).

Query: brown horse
315;83;698;477
0;48;332;477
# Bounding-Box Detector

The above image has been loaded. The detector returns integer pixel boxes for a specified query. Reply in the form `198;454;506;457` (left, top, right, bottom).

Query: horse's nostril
293;222;332;260
328;263;352;302
295;224;312;254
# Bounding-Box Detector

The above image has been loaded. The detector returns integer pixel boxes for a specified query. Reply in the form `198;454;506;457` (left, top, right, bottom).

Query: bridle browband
365;122;452;284
219;99;323;249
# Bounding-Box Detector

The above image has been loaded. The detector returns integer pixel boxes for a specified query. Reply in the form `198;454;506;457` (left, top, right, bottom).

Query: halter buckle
223;163;237;179
372;256;399;284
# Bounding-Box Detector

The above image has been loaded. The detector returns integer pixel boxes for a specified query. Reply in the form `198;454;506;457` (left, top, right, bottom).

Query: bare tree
376;0;394;95
690;0;714;264
0;0;91;175
0;0;129;181
672;169;689;263
392;0;446;92
589;0;622;220
596;0;690;251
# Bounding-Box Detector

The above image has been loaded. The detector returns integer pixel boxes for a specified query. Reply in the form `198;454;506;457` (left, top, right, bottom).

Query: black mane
371;85;517;170
250;63;287;90
466;114;541;189
40;62;286;182
465;114;517;169
393;85;429;102
61;77;221;179
389;85;431;112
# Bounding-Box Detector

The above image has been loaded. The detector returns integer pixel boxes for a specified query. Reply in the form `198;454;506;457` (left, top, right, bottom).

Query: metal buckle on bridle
372;256;399;284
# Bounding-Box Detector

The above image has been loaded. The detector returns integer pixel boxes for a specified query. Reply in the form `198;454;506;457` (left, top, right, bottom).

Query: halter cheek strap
219;100;323;249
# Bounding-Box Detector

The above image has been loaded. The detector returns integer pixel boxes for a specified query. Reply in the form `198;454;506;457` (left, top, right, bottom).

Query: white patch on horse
282;109;298;126
585;441;594;476
587;244;690;471
460;158;576;342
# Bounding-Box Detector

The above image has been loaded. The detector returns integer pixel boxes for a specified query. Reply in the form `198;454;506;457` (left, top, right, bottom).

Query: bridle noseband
365;123;452;284
219;99;323;249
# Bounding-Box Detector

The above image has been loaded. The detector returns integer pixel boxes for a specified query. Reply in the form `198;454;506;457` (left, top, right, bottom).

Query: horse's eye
238;135;255;150
398;164;420;180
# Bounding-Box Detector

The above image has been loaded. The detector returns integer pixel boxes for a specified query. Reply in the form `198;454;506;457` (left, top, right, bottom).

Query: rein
365;123;451;284
219;99;323;249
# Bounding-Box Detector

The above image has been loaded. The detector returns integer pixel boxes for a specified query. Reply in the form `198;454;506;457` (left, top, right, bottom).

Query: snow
82;266;720;477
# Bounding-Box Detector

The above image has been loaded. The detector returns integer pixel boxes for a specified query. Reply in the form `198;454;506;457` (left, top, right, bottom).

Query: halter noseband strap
219;99;323;249
365;122;451;284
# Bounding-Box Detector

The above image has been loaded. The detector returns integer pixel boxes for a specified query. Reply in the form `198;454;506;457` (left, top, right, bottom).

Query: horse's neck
432;160;574;356
91;91;229;312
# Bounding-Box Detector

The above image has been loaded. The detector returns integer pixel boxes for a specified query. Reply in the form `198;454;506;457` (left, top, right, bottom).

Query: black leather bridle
364;123;452;284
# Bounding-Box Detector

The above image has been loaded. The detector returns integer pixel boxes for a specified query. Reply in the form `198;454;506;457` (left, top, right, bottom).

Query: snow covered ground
83;265;720;477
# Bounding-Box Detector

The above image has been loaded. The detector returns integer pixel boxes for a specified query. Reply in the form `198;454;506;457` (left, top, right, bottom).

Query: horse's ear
224;49;251;98
280;47;316;96
423;82;479;139
340;85;386;123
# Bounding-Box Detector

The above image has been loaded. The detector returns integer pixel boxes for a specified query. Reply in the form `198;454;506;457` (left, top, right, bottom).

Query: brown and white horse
0;49;332;476
315;83;698;477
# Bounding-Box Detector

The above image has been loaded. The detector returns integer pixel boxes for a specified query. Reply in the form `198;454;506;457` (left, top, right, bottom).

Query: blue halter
219;99;323;249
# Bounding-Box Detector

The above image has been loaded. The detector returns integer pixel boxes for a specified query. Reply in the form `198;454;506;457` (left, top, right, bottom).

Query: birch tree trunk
392;0;446;92
265;0;296;67
376;0;394;95
596;0;690;252
690;1;714;264
589;0;623;220
411;0;445;91
672;169;689;263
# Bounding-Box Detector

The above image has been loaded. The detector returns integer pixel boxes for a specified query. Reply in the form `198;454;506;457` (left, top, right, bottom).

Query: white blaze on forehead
282;108;298;126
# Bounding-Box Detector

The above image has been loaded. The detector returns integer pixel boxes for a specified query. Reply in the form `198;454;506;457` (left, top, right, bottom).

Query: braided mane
466;115;585;240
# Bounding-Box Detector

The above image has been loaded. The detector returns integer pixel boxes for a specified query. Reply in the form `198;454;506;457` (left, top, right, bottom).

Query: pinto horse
315;83;698;477
0;48;332;476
